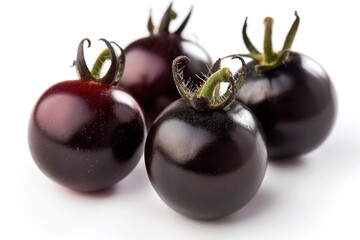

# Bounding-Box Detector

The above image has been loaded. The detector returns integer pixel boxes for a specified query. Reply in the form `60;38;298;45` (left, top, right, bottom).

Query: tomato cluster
28;4;336;220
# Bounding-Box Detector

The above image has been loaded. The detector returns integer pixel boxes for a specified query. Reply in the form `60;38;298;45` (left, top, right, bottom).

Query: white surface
1;0;359;239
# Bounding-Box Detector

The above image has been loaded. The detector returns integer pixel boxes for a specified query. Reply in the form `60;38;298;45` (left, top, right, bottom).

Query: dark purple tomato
28;39;146;192
238;53;337;159
118;4;211;127
145;56;267;220
236;13;337;159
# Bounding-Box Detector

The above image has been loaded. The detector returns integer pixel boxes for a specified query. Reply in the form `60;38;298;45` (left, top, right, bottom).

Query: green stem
198;68;231;100
172;55;246;111
91;48;110;79
263;17;277;64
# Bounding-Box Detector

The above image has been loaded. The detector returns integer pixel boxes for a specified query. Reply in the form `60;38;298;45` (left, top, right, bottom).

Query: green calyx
148;2;193;36
76;38;125;86
172;55;247;111
242;11;300;72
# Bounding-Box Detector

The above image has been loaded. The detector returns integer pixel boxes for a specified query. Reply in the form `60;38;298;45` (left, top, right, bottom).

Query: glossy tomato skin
145;99;267;220
28;80;146;192
237;52;337;159
119;35;211;128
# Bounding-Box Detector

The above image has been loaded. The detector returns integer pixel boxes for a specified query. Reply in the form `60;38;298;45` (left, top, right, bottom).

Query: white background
1;0;359;239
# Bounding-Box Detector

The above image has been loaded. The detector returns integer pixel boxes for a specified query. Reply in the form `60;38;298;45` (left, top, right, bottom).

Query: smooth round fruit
236;13;337;159
238;52;337;159
28;80;145;192
28;38;146;192
145;99;267;220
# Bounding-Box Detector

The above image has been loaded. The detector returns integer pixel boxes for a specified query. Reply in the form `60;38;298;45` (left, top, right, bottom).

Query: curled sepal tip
98;39;125;85
172;55;247;111
109;41;125;86
228;55;247;91
76;38;94;81
76;38;125;86
172;56;197;106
